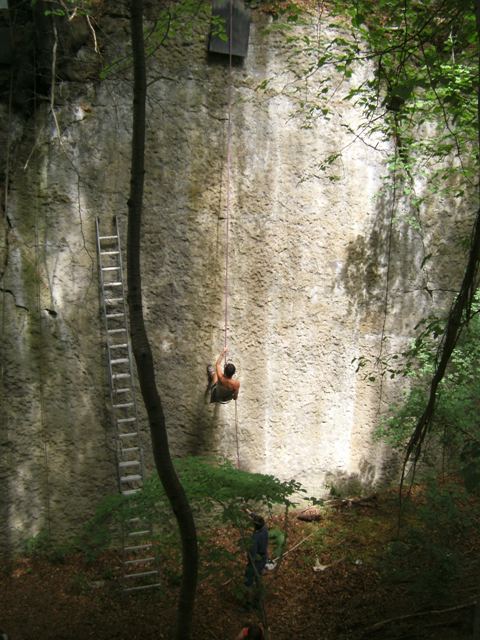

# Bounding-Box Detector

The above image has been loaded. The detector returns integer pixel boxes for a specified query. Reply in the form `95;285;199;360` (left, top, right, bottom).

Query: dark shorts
210;383;233;404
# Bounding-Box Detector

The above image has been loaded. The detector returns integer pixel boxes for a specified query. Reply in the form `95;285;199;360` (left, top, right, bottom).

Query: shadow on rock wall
341;191;393;321
325;454;401;498
325;460;379;497
340;188;430;330
189;390;219;456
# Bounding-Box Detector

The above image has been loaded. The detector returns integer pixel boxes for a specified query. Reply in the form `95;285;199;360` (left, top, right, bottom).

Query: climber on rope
206;346;240;404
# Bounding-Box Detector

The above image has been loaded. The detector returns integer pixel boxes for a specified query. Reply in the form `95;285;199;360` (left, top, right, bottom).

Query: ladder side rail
115;216;138;413
96;218;111;338
97;217;122;405
97;217;132;491
97;217;159;592
109;220;154;563
114;217;145;482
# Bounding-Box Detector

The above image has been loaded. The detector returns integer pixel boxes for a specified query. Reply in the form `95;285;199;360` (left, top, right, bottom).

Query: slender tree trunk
127;1;198;637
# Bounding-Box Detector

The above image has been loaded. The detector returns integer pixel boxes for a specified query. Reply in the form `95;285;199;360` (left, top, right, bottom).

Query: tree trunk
127;1;198;637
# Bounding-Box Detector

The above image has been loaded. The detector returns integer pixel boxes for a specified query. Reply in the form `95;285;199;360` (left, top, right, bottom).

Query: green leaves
44;8;67;16
100;0;212;79
38;0;94;18
210;14;228;42
375;292;480;481
381;478;477;604
78;457;304;564
460;442;480;493
276;0;479;193
351;13;366;28
72;457;305;585
172;456;304;509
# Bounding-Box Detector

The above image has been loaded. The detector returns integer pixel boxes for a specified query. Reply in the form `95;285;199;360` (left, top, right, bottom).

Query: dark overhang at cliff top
208;0;250;58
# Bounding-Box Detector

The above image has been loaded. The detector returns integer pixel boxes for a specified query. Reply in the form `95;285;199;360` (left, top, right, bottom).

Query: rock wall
0;2;472;555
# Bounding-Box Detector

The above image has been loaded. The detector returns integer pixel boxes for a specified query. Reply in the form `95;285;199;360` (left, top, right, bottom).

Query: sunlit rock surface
0;5;472;553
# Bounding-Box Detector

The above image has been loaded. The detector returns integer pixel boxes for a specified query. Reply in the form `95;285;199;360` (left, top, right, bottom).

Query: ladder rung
113;402;134;408
105;298;123;304
120;474;142;483
125;543;153;552
102;266;120;271
114;388;131;394
104;282;122;287
124;583;161;593
106;312;125;318
117;417;136;423
112;373;131;380
119;432;138;439
108;328;127;334
119;460;140;468
111;358;129;364
125;557;155;566
99;235;118;241
100;250;120;255
110;343;128;349
122;447;140;454
124;570;158;580
121;489;140;496
128;530;150;537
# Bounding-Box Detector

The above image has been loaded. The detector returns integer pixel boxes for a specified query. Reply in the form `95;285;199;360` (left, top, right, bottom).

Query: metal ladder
96;217;160;593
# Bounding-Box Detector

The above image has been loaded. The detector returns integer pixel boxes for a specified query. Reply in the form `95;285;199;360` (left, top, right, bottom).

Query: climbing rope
223;0;234;355
223;0;241;469
234;399;240;467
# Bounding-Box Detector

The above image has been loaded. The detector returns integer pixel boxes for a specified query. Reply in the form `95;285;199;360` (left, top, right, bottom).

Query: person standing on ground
243;513;268;610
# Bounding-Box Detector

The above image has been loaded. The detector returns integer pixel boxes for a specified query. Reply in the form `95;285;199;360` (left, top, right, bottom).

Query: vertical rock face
0;4;473;553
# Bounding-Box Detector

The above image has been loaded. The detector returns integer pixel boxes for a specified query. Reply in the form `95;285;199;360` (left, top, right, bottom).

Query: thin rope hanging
223;0;234;356
222;0;241;470
234;398;240;468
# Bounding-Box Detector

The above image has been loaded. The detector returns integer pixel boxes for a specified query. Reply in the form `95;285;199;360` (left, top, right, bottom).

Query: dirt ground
1;495;476;640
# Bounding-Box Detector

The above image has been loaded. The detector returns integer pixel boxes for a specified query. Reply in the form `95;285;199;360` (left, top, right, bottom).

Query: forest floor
1;488;478;640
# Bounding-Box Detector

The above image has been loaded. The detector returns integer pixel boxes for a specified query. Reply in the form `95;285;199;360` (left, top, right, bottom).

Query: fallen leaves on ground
1;491;477;640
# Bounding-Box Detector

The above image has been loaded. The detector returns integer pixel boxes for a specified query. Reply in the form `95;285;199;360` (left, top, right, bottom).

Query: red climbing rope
223;0;241;470
223;0;234;359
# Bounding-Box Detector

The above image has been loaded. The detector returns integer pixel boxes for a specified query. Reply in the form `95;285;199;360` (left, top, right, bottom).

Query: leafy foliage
375;292;480;489
77;457;303;579
101;0;212;79
23;529;69;563
382;478;479;604
259;0;478;203
33;0;95;18
171;456;303;510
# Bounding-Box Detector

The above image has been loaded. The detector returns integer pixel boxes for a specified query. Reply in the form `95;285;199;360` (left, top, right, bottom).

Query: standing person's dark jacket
244;514;268;586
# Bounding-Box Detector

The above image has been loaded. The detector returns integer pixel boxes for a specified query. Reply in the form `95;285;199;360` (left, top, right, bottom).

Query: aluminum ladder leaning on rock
96;216;160;593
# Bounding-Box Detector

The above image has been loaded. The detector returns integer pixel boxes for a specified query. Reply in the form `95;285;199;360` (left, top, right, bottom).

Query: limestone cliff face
0;3;472;553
